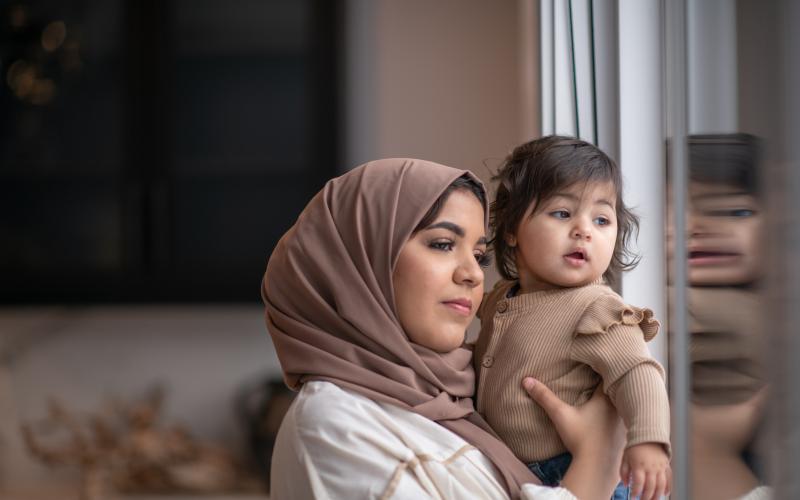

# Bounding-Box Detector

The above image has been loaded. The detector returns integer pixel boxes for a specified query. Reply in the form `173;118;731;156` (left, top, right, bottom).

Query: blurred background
0;0;798;498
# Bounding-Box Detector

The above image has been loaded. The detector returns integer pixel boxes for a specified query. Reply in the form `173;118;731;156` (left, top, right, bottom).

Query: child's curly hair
490;135;640;282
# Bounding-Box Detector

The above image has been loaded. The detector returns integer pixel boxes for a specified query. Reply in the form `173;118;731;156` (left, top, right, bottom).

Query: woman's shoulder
290;380;378;428
291;381;472;454
274;381;426;498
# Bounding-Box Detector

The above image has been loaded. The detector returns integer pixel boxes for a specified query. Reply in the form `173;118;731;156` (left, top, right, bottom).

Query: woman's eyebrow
425;222;488;245
426;221;464;236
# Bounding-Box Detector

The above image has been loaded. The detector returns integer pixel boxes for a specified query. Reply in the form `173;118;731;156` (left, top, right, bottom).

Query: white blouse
270;381;577;500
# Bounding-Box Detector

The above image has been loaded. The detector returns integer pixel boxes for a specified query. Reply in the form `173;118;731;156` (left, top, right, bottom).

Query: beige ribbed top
474;281;670;463
686;287;765;405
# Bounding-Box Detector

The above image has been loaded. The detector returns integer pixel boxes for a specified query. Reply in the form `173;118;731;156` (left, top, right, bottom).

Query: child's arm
570;310;670;447
570;294;671;499
573;331;671;499
607;362;671;499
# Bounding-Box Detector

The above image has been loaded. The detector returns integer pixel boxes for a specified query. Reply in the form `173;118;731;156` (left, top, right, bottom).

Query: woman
262;158;625;499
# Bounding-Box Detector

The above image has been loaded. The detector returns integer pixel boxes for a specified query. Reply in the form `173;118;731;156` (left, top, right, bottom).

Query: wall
344;0;534;182
0;306;278;496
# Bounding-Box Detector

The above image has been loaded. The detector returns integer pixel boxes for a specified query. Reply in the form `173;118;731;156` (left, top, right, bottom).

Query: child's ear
505;234;517;248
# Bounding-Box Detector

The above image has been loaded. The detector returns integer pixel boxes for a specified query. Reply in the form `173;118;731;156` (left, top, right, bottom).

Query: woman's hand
522;377;625;500
522;377;624;460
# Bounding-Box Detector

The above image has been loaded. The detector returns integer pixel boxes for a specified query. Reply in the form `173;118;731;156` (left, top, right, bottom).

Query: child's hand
620;442;671;500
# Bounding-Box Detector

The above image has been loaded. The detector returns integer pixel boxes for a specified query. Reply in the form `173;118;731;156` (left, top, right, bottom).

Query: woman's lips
442;299;472;316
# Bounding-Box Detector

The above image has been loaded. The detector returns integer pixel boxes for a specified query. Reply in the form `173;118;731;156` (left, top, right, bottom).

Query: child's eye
475;252;492;268
429;240;454;252
550;210;570;219
594;216;611;226
715;208;755;218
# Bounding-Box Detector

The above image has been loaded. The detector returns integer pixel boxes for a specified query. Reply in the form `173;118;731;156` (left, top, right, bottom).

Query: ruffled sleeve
574;293;660;341
570;292;670;455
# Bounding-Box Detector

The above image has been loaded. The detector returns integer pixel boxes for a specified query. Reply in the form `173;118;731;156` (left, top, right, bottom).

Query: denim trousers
527;452;631;499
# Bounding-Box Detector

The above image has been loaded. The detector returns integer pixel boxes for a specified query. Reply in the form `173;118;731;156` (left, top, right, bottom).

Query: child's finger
620;460;630;486
665;466;673;496
641;471;656;500
654;469;667;499
630;469;645;498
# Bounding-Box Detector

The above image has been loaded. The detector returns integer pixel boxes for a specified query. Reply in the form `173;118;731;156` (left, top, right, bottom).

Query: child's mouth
564;251;587;264
689;250;740;265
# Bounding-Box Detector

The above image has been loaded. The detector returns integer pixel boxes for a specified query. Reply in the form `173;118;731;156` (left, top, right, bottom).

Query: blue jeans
527;452;630;499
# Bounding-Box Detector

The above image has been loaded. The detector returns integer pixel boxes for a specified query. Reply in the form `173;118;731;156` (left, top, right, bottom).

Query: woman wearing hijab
262;158;625;499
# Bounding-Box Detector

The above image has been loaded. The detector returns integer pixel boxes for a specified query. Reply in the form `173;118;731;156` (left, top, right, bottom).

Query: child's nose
572;220;592;240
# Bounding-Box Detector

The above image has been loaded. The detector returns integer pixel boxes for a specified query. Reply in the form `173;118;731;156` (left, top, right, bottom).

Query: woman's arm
522;378;626;500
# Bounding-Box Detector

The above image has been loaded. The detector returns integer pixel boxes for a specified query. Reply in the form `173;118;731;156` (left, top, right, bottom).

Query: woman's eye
550;210;570;219
475;252;491;268
430;240;454;252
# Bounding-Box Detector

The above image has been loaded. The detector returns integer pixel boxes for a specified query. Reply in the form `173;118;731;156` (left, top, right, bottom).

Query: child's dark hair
490;135;639;282
414;174;486;233
688;133;761;195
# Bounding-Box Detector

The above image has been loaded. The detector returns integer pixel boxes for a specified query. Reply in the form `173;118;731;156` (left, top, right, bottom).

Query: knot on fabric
412;392;474;421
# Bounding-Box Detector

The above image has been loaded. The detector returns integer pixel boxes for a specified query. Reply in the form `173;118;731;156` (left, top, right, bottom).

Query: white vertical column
540;0;555;136
553;0;577;136
593;0;619;160
618;0;666;364
571;0;595;143
687;0;737;133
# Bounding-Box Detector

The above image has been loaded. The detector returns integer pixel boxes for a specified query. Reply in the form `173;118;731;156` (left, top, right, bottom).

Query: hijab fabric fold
263;158;539;498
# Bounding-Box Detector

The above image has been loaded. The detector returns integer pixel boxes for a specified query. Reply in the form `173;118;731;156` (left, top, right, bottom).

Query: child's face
686;182;763;286
511;181;618;293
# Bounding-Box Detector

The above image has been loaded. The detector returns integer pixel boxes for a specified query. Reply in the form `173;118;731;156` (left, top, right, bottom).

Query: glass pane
0;1;127;282
676;1;778;496
0;1;125;174
171;0;312;174
0;179;122;271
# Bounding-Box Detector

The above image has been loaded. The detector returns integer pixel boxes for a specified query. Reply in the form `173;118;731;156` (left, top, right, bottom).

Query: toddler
474;136;671;500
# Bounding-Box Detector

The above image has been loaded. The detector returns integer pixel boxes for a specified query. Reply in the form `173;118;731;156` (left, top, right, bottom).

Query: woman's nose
454;255;483;287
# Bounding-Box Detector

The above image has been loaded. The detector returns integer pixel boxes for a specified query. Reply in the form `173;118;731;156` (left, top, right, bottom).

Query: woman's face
392;189;487;352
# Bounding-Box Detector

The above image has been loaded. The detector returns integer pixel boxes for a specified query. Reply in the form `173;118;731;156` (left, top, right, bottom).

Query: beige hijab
263;158;539;498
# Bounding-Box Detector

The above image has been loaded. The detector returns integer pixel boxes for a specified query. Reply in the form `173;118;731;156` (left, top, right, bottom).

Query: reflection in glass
673;134;769;499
